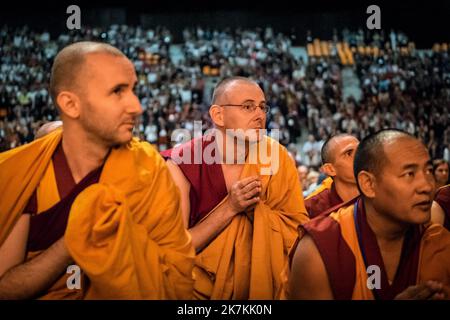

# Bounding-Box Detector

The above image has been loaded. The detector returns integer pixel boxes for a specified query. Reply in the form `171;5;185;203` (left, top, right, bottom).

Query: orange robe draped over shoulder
285;198;450;300
178;136;309;299
0;129;195;299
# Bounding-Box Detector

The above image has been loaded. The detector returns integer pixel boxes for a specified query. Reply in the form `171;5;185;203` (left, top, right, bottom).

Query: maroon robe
23;142;103;252
435;185;450;231
161;136;227;228
305;181;343;218
294;197;421;300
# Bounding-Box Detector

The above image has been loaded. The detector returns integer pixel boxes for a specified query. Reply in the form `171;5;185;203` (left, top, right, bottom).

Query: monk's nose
126;94;143;116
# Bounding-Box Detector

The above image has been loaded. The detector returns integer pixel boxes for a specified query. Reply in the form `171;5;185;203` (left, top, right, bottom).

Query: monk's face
434;162;449;185
372;138;435;225
77;53;142;147
330;136;359;184
298;165;308;181
219;81;266;142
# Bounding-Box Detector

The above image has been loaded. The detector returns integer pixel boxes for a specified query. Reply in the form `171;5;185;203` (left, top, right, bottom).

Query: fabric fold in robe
0;128;195;299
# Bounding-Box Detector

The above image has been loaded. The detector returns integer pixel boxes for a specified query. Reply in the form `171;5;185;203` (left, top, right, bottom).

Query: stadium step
341;67;362;102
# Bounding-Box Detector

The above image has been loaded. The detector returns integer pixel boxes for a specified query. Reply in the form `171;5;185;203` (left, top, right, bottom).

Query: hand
228;176;261;215
394;280;446;300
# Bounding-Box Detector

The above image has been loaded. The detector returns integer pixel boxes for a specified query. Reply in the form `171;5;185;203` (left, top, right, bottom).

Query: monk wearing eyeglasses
161;76;309;299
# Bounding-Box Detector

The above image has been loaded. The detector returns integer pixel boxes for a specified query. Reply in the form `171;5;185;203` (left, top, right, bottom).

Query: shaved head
211;76;261;105
49;41;126;109
321;133;357;164
354;129;418;192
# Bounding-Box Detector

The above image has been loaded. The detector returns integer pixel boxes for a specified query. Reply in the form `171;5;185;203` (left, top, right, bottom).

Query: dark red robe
23;142;103;251
161;136;227;228
294;197;421;300
305;181;343;218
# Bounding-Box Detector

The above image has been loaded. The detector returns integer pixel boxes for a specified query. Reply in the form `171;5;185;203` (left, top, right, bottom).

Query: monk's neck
334;179;359;202
363;200;408;245
62;130;109;184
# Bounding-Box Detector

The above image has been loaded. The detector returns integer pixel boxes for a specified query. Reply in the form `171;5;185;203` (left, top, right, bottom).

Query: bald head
321;133;358;164
354;129;419;190
49;41;126;109
211;76;261;105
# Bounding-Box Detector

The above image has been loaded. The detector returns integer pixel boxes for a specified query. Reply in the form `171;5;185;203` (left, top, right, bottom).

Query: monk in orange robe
162;77;309;299
286;129;450;300
0;42;194;300
305;134;360;218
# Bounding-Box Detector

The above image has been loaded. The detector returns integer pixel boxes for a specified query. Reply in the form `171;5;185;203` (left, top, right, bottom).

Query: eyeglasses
219;102;270;114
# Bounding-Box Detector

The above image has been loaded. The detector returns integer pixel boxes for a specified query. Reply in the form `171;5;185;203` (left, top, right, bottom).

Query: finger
402;281;442;300
240;180;261;193
237;176;260;188
242;196;260;208
243;186;261;199
396;284;426;299
428;292;446;300
237;189;259;203
411;286;434;300
425;280;443;292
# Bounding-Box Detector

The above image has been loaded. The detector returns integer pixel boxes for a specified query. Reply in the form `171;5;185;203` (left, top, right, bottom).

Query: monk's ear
321;163;336;177
56;91;81;119
209;105;225;127
357;170;376;198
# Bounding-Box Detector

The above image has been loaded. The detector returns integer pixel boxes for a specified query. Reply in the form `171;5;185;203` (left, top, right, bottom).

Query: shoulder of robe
128;138;165;164
436;184;450;196
0;128;61;164
422;222;450;243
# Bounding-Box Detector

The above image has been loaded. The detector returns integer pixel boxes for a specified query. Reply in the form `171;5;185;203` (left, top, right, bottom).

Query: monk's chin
409;210;431;225
109;135;134;148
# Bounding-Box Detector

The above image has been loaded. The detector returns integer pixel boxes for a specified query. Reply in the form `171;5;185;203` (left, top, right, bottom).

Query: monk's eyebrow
111;83;129;91
110;81;138;93
401;163;419;170
401;159;433;171
240;99;266;104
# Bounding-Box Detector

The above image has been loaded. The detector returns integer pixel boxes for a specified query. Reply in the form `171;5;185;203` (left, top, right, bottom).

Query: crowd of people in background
1;25;449;194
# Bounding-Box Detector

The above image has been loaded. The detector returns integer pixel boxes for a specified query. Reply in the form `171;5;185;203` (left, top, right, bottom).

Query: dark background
0;0;449;47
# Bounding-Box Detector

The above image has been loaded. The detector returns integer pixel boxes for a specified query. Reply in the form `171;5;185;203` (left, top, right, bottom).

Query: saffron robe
0;129;195;299
20;141;102;299
286;197;450;299
305;176;333;199
163;135;309;299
